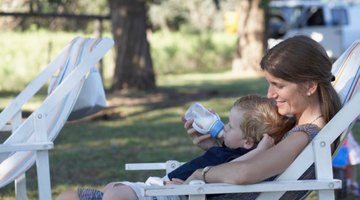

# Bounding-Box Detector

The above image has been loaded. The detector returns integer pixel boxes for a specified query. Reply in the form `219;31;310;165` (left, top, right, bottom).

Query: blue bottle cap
209;120;224;138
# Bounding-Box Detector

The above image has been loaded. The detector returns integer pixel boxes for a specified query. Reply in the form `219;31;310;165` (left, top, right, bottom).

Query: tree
232;0;266;74
109;0;156;91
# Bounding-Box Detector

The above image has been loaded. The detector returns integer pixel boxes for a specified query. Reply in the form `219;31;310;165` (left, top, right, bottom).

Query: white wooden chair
0;36;114;200
126;40;360;200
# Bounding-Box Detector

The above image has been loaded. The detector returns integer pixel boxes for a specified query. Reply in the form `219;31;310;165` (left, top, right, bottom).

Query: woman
182;35;341;199
57;36;341;200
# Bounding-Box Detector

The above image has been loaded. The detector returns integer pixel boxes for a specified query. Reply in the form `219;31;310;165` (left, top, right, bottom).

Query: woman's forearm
185;161;251;185
186;132;309;185
231;148;264;162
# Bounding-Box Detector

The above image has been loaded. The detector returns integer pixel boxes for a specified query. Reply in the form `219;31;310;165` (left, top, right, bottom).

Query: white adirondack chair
126;40;360;200
0;36;114;200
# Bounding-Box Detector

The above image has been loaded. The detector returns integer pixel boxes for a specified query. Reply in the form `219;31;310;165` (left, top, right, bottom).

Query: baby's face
223;107;248;149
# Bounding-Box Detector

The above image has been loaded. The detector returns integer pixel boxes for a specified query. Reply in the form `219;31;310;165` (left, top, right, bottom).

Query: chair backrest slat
0;37;79;131
0;37;114;189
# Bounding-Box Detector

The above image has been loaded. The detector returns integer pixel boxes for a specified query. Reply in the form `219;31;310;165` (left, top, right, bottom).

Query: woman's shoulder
283;124;321;142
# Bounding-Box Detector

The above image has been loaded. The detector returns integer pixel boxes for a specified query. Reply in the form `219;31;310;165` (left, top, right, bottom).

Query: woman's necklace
309;115;323;125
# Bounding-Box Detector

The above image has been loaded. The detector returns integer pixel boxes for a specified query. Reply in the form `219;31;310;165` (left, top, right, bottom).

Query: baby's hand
165;178;185;185
184;119;218;150
257;134;275;151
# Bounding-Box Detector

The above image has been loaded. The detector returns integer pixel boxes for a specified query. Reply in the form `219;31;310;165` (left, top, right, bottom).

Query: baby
166;94;295;181
61;95;295;200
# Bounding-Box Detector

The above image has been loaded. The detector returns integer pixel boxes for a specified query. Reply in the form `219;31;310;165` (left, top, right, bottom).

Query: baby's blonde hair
233;95;295;144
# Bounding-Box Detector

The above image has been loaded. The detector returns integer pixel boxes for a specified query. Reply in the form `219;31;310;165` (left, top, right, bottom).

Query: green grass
0;72;268;199
1;72;360;200
150;31;237;74
0;31;115;92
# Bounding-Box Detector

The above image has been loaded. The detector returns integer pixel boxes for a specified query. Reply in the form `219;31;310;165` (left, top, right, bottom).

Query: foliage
148;0;237;33
151;31;237;75
0;0;109;32
148;0;189;31
0;0;237;33
0;31;113;91
0;31;236;91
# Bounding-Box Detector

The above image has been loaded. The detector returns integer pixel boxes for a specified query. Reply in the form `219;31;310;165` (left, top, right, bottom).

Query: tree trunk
109;0;156;91
232;0;265;75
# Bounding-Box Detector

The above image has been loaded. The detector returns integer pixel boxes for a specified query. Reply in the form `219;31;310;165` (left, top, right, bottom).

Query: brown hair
260;35;341;123
234;95;295;144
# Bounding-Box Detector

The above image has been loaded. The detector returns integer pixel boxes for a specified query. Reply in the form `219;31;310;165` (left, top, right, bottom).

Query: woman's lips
276;101;285;107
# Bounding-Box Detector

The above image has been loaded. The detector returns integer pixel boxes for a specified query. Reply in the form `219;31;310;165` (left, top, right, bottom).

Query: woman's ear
306;81;318;96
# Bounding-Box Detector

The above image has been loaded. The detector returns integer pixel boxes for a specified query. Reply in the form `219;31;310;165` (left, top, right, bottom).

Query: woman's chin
278;109;288;116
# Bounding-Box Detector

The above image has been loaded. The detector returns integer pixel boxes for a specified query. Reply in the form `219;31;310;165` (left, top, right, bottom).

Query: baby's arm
231;134;274;162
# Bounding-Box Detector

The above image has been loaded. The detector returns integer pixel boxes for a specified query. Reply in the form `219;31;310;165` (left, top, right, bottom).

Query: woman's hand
184;169;203;184
184;118;222;150
257;134;275;151
231;134;275;163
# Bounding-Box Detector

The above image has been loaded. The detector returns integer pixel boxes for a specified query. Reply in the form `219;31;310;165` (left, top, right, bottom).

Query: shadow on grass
3;76;360;199
0;77;270;199
97;77;268;121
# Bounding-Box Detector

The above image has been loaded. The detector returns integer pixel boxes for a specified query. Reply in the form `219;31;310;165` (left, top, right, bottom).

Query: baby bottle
184;102;224;138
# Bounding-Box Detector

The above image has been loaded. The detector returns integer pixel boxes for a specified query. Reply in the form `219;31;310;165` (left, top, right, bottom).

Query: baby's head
223;95;295;149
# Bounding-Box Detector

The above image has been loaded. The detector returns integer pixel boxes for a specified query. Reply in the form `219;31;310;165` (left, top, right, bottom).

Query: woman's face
223;107;248;149
264;71;307;118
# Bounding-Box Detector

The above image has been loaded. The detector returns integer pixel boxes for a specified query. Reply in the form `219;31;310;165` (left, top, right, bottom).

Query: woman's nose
267;86;276;99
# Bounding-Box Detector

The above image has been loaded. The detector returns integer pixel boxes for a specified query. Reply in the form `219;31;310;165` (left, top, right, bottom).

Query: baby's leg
56;188;103;200
103;182;138;200
56;191;79;200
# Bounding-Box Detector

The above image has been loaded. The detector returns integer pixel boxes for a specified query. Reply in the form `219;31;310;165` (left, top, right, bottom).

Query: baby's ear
243;137;256;149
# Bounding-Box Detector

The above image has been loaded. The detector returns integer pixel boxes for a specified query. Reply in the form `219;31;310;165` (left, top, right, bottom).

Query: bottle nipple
216;129;224;138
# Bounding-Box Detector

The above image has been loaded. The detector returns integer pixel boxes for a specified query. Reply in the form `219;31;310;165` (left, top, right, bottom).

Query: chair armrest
0;142;53;152
126;160;185;174
126;163;170;171
140;179;341;197
1;124;12;132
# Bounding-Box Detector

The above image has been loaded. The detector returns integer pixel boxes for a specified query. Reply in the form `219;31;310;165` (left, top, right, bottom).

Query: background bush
0;31;237;91
151;31;236;75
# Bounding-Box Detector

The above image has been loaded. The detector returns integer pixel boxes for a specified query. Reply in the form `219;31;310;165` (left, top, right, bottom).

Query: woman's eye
274;83;284;89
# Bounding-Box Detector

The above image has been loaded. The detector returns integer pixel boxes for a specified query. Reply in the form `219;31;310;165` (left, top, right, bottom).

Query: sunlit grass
0;31;236;92
0;72;267;199
157;70;263;86
1;72;360;200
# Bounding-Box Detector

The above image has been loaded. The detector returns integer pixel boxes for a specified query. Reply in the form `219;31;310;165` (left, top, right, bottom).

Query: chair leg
36;150;52;200
318;190;336;200
313;138;336;200
15;173;27;200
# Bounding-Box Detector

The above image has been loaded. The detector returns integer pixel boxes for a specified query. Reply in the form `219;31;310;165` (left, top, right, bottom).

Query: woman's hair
260;35;341;123
234;95;295;144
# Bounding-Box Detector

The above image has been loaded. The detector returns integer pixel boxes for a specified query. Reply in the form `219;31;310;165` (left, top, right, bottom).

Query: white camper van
268;0;360;58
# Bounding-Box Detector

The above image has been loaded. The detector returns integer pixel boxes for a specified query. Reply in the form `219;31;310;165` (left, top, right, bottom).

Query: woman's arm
185;131;309;184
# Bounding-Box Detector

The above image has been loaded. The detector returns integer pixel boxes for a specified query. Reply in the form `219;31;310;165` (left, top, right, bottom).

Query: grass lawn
0;71;360;200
